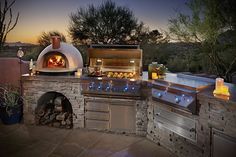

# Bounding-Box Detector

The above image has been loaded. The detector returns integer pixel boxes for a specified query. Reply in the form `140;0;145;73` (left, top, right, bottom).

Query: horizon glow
6;0;189;44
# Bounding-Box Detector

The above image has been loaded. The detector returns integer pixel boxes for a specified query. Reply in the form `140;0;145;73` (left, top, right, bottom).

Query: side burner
152;73;214;114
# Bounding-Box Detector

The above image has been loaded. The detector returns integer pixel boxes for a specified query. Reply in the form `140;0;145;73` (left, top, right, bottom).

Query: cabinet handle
189;128;196;132
156;112;160;116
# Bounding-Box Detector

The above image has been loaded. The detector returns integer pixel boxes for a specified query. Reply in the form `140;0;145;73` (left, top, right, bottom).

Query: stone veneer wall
23;76;236;157
22;76;148;135
23;77;84;128
147;94;236;157
197;94;236;157
135;99;148;136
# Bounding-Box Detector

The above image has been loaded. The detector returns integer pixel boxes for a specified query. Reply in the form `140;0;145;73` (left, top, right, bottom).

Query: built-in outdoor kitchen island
22;40;236;157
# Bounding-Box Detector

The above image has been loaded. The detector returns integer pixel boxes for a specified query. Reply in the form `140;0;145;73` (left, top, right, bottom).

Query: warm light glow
215;78;224;89
130;78;136;81
97;77;103;80
5;0;188;44
152;72;158;79
75;72;81;77
213;94;230;100
47;55;66;68
213;78;230;97
75;68;82;77
130;60;135;63
96;59;102;63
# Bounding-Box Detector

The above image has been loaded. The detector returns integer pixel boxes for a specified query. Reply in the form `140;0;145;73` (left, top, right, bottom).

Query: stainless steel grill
81;45;143;99
87;45;142;79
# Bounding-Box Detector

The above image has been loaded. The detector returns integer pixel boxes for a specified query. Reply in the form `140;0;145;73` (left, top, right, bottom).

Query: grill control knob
97;85;102;90
175;97;181;103
123;87;128;92
105;86;110;91
89;85;93;90
157;92;162;98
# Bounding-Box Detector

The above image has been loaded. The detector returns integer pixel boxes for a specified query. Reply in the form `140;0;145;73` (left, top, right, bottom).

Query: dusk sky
7;0;189;44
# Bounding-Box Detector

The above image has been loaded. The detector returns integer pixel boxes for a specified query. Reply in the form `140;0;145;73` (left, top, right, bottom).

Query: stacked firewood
35;96;73;129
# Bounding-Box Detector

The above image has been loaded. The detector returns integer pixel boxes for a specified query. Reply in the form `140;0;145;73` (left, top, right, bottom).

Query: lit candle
152;72;158;79
221;85;229;94
75;68;82;77
215;78;224;90
213;78;230;96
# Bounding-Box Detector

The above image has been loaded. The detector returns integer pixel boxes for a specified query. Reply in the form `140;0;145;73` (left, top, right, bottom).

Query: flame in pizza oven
42;52;69;69
47;55;66;68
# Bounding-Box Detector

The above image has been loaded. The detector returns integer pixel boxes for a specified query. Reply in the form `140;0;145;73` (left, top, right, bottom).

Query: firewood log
40;115;49;124
64;112;69;118
42;115;56;125
44;108;52;117
49;113;57;121
40;108;53;124
37;109;45;117
61;120;66;125
54;96;63;105
65;118;71;125
66;125;72;129
54;105;62;112
56;112;66;121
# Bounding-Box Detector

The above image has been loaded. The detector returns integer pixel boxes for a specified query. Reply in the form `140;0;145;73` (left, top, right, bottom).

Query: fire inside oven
43;52;67;68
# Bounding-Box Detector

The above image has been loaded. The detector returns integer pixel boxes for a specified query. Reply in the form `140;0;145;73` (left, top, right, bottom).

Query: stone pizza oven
36;36;83;74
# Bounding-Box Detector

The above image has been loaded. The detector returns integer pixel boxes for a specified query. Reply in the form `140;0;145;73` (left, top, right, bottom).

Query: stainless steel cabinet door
110;103;136;132
212;129;236;157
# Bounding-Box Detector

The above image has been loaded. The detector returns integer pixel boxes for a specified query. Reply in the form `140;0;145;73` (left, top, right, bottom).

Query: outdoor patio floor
0;121;175;157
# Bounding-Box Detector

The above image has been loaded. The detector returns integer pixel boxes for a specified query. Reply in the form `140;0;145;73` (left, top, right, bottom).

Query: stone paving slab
109;139;174;157
78;133;143;157
0;122;175;157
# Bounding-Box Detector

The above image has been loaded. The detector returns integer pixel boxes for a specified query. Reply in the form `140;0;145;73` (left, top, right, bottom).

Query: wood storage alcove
35;92;73;129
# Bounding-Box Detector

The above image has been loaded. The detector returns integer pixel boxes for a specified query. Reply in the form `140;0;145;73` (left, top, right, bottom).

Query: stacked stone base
22;76;148;136
22;76;236;157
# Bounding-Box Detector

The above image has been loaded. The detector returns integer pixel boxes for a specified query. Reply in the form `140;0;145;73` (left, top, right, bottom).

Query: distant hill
4;41;36;47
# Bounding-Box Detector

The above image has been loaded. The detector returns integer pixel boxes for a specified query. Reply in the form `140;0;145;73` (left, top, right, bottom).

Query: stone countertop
22;72;236;105
198;82;236;104
21;71;153;84
22;74;83;82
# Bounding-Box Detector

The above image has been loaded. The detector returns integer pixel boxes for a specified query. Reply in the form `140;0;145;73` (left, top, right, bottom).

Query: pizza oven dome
36;42;83;73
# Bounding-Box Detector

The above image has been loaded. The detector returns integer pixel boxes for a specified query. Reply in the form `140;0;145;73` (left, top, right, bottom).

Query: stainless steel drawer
154;106;196;141
85;119;109;129
85;101;109;112
85;111;109;121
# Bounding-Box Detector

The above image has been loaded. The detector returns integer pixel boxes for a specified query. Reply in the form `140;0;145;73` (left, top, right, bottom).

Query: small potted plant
0;85;23;124
156;64;168;78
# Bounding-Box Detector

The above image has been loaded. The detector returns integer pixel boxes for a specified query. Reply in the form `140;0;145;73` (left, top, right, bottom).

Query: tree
69;0;165;45
0;0;19;51
37;31;66;47
169;0;236;82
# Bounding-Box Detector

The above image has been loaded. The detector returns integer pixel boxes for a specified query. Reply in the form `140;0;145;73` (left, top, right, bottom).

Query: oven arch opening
42;51;69;69
35;91;73;128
